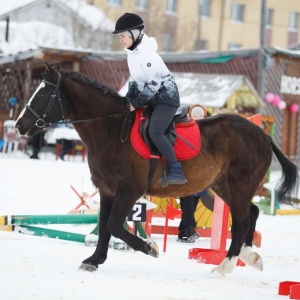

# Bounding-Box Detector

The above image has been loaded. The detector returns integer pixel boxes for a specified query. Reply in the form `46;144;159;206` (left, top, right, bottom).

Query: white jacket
126;34;179;109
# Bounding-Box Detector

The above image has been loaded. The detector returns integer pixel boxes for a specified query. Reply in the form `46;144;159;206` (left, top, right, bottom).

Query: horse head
16;63;68;137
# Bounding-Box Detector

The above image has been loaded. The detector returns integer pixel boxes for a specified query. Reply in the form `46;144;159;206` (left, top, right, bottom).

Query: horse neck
61;76;129;148
62;76;126;120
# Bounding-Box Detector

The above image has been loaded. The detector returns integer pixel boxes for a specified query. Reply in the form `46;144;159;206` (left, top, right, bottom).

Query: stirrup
159;169;168;187
165;177;187;185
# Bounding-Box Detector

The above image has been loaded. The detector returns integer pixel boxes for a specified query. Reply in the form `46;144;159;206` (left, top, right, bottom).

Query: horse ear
52;63;61;72
45;63;51;77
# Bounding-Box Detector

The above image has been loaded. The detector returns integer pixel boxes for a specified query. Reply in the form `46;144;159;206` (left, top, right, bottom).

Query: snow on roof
0;0;38;16
119;73;263;108
0;0;114;55
62;0;114;31
0;0;114;31
0;21;74;55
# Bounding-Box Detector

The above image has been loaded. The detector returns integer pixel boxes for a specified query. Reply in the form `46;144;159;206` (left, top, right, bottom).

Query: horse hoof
210;266;226;277
253;256;263;271
146;238;159;258
79;263;98;272
211;257;237;276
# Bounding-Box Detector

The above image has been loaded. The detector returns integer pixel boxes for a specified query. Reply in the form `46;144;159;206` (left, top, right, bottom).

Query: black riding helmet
112;13;144;34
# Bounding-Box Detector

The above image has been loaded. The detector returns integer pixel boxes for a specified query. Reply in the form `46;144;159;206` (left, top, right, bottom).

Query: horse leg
80;194;159;272
80;196;113;271
239;203;263;271
210;174;258;276
106;195;159;258
211;211;250;276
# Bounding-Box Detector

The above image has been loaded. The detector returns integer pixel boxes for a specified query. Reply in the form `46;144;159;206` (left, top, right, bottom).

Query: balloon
272;95;281;106
289;103;299;113
264;93;275;103
278;100;286;110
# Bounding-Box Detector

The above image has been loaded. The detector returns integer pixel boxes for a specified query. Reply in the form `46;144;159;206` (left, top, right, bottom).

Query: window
289;12;299;30
195;39;208;50
137;0;147;10
166;0;177;13
266;8;273;26
199;0;211;17
107;0;121;5
162;34;174;51
228;43;241;50
231;3;244;22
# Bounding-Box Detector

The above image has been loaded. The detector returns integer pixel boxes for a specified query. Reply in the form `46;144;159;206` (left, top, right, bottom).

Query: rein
25;74;132;143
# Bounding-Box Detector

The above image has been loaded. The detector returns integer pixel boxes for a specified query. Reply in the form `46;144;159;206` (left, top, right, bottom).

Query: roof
0;0;114;30
0;0;114;55
119;72;264;108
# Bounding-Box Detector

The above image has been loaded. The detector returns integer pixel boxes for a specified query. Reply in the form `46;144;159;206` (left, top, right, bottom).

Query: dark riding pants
148;104;177;164
179;195;199;231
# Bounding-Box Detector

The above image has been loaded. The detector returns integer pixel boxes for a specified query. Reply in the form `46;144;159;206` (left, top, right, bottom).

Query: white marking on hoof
239;245;263;271
146;238;159;258
253;255;263;271
211;257;237;276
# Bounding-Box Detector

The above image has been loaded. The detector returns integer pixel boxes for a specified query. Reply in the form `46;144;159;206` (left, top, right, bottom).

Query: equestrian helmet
112;13;144;34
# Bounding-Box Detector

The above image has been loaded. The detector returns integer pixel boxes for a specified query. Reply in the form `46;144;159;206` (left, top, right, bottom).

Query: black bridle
25;73;131;142
25;72;63;129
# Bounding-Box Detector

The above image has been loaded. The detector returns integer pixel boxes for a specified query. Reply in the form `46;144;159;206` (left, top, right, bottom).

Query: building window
199;0;211;17
195;39;208;50
266;8;273;26
289;12;299;30
228;43;241;50
162;34;174;51
107;0;121;6
231;3;244;22
137;0;147;10
166;0;177;13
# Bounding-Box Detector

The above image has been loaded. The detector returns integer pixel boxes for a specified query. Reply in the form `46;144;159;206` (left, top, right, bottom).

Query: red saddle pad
130;109;201;160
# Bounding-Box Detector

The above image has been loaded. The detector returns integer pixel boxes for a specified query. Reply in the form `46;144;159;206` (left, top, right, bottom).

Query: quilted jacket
125;34;180;109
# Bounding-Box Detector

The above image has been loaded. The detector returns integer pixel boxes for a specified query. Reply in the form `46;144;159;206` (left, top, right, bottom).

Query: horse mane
61;70;127;104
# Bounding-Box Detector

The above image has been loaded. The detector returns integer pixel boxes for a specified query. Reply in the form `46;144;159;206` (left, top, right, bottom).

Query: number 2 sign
127;203;146;222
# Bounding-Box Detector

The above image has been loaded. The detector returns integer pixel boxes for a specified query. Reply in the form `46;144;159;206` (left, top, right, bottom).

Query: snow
0;21;74;54
63;0;114;31
0;0;37;15
0;0;114;55
0;152;300;300
119;73;258;108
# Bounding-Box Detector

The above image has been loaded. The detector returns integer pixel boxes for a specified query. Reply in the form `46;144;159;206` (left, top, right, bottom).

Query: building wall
88;0;300;52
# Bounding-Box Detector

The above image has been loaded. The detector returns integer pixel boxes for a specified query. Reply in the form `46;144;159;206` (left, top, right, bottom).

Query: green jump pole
0;214;98;226
136;222;148;239
14;225;86;243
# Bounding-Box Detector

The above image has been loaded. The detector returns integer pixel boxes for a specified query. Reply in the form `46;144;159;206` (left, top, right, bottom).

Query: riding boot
177;226;200;243
165;162;187;185
30;148;39;159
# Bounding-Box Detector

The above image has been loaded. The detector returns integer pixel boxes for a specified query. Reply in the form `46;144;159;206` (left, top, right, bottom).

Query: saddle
130;105;201;161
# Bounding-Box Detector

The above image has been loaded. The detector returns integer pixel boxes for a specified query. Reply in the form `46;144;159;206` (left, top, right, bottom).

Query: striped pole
2;224;87;243
0;214;97;226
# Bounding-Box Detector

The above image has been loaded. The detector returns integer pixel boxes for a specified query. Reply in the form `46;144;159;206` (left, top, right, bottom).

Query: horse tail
270;137;299;203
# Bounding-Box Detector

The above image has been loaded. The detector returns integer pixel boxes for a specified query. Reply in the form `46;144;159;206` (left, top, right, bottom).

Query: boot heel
165;162;187;185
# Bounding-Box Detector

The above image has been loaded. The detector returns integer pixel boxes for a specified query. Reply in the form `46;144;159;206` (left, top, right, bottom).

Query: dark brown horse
15;63;299;276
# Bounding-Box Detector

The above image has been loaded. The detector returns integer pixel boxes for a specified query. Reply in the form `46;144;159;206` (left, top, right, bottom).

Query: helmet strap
128;31;143;51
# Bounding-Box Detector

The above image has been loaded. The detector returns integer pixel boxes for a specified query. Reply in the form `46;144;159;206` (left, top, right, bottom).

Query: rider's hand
130;104;135;112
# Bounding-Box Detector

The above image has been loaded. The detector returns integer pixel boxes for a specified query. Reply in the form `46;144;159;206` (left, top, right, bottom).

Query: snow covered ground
0;151;300;300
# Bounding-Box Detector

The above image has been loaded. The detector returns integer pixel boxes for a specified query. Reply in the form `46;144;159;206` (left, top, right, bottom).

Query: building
0;0;114;54
87;0;300;52
0;46;299;164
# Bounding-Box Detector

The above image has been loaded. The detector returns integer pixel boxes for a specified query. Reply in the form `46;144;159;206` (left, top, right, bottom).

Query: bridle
25;72;63;129
25;72;131;142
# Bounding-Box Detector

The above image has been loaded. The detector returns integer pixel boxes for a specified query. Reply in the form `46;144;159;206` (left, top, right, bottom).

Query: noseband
25;72;64;128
